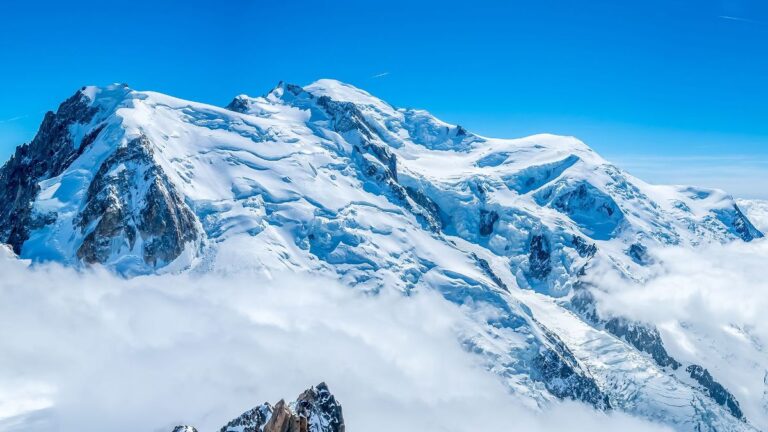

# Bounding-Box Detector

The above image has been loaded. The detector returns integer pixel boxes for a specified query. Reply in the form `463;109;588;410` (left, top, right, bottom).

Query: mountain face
173;382;344;432
0;79;764;431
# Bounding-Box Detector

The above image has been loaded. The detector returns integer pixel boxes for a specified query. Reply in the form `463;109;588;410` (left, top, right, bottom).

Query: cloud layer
0;256;668;432
588;238;768;428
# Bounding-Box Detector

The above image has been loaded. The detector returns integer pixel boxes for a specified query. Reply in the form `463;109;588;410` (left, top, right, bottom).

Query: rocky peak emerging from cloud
173;383;344;432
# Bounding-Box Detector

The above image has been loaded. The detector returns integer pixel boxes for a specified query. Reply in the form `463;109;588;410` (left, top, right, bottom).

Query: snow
4;79;765;431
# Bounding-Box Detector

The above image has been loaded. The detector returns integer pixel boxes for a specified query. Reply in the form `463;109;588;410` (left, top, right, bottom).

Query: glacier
0;79;764;431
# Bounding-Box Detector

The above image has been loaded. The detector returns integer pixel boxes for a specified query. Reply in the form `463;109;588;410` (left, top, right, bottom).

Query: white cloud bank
0;256;669;432
588;236;768;429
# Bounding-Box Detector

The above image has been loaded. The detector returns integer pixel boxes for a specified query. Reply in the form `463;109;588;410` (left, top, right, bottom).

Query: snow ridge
0;79;763;432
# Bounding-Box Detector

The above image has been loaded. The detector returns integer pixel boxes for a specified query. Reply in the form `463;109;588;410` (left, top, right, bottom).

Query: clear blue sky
1;0;767;197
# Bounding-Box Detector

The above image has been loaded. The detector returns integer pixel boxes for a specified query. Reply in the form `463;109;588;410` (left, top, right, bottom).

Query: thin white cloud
370;72;390;79
609;154;768;199
0;115;28;124
719;15;762;24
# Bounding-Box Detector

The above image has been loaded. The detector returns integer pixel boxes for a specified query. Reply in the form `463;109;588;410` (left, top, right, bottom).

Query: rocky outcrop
535;181;624;241
76;135;199;269
293;382;345;432
219;402;272;432
312;91;442;233
174;383;344;432
471;252;509;292
605;318;680;369
571;235;597;258
529;234;552;279
0;88;99;253
686;365;745;421
627;243;652;265
532;324;611;410
226;95;251;114
478;209;499;236
714;205;764;242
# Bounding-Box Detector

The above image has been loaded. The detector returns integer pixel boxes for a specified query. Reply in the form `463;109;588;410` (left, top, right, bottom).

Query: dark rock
569;285;599;323
217;382;344;432
471;252;508;291
571;288;682;371
0;88;99;253
686;365;745;421
310;88;451;234
294;382;344;432
627;243;651;265
529;234;551;279
714;204;764;242
605;318;680;369
571;235;597;258
405;186;443;229
532;323;611;410
226;95;251;113
77;135;199;268
479;209;499;236
535;181;624;240
219;403;272;432
172;427;198;432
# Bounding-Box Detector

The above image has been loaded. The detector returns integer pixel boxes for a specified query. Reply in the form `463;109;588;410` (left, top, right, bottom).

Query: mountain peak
304;79;386;105
0;80;763;430
78;83;134;110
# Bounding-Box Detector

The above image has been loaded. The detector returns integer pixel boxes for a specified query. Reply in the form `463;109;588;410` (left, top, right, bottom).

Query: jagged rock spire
173;383;345;432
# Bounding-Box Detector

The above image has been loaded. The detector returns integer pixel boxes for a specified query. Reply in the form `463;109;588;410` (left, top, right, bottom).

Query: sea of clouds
586;204;768;428
3;203;766;432
0;253;669;432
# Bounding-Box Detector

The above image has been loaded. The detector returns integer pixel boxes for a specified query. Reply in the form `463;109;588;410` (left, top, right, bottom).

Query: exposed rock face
627;243;652;265
293;382;344;432
478;209;499;236
218;403;271;432
316;95;442;233
471;252;509;291
572;293;749;423
529;234;552;279
0;88;98;253
173;383;344;432
532;324;612;410
687;365;745;421
571;235;597;258
76;135;199;269
226;95;251;114
605;318;681;369
536;181;624;241
714;205;764;242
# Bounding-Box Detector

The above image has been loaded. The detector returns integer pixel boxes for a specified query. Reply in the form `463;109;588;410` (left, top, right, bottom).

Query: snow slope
0;79;763;431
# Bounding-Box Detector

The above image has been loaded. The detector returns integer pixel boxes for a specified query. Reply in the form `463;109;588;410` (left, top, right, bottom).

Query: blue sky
1;0;766;197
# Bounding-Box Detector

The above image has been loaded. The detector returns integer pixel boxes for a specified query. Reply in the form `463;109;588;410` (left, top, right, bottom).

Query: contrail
0;115;27;124
719;15;762;24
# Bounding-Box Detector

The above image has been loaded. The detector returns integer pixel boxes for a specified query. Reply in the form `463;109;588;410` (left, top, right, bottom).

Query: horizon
1;0;767;198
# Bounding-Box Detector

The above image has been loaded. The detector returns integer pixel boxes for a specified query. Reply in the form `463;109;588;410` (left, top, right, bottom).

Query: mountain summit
0;80;763;431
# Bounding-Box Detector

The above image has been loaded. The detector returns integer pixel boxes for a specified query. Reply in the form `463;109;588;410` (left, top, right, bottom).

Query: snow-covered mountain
0;79;763;431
